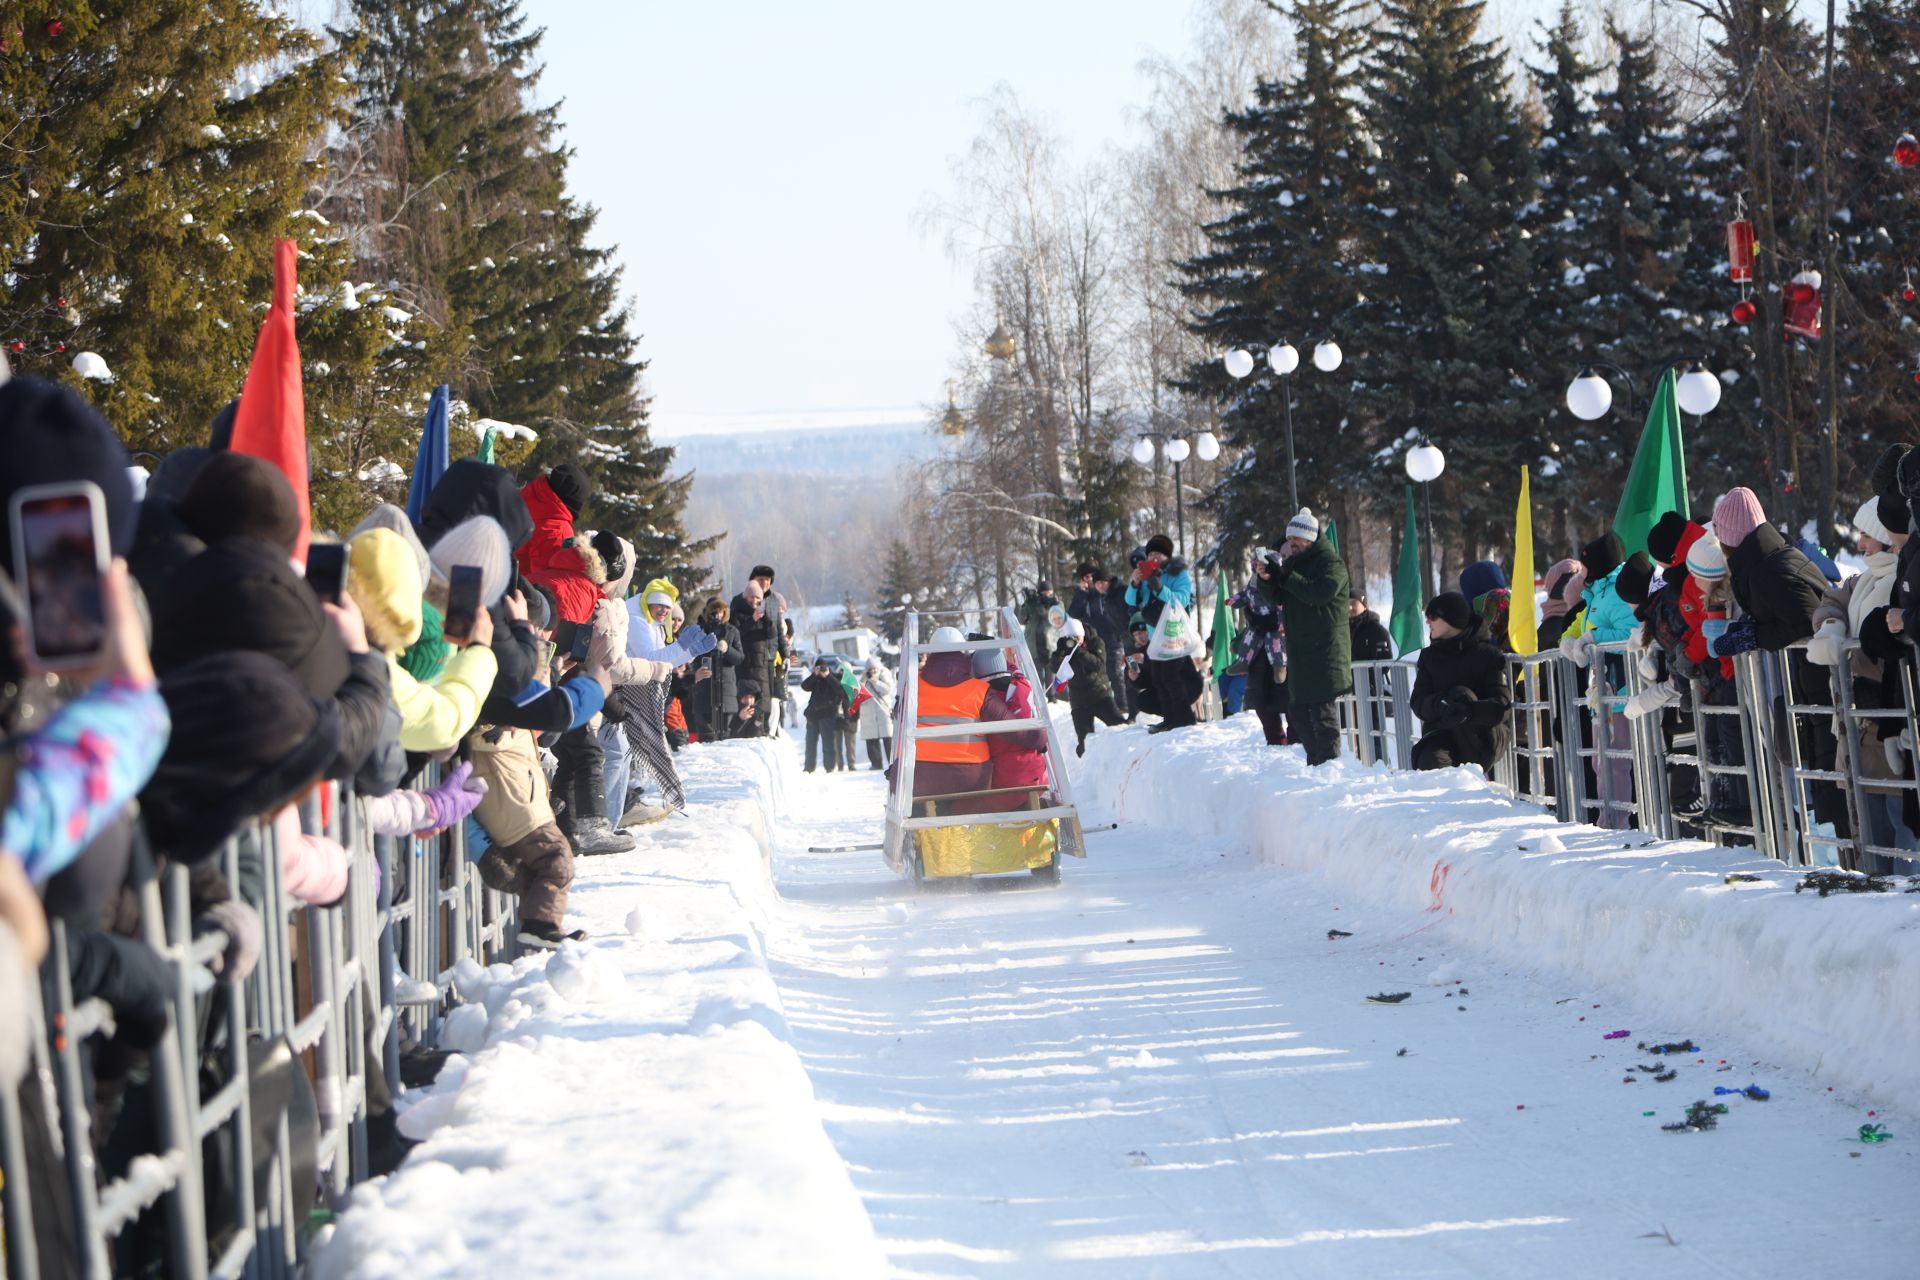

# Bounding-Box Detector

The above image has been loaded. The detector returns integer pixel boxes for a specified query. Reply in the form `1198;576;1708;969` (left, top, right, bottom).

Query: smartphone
305;542;347;604
444;564;483;643
9;481;110;670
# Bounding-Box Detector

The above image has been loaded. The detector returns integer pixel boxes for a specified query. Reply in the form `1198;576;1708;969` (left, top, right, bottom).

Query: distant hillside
672;421;941;611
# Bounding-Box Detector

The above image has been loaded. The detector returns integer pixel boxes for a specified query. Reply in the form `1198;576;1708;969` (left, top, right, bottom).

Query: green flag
1210;571;1234;679
1325;518;1339;553
476;425;497;465
1612;367;1689;555
1389;486;1425;656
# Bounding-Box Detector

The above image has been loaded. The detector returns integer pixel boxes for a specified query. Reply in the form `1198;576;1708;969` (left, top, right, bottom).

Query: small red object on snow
1516;1104;1525;1110
1578;1016;1585;1021
1869;1110;1877;1117
1604;1030;1630;1040
44;19;63;38
1896;133;1920;168
1732;299;1757;325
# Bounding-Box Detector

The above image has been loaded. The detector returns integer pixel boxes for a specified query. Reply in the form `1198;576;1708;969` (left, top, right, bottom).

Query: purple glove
420;761;488;832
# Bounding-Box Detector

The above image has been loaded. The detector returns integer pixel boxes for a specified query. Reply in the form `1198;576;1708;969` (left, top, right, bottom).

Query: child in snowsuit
1052;619;1124;756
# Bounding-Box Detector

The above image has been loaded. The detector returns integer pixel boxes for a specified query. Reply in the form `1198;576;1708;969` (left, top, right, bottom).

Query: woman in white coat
852;658;896;771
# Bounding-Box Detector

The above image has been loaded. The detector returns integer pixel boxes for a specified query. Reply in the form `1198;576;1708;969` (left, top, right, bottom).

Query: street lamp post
1565;358;1725;423
1405;440;1446;597
1224;338;1345;515
1130;429;1220;554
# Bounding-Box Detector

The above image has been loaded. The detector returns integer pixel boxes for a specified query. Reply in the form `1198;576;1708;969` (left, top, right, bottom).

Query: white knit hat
1286;508;1319;541
428;515;512;606
1854;497;1893;547
1062;617;1085;640
1684;535;1728;582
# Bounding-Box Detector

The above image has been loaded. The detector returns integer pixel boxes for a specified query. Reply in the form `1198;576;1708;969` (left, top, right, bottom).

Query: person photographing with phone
1124;534;1200;731
1252;509;1351;766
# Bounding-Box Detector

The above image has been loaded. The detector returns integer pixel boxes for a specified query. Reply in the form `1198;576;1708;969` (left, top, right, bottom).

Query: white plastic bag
1146;600;1201;660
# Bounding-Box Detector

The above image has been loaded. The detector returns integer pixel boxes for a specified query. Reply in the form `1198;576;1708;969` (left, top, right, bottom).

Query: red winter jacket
988;676;1049;792
1664;522;1733;681
515;476;601;625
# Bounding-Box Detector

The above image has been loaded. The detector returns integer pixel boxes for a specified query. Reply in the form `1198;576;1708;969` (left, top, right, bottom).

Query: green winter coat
1256;536;1352;704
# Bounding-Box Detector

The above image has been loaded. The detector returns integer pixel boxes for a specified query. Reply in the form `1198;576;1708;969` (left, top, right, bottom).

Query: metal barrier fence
2;767;521;1280
1334;639;1920;876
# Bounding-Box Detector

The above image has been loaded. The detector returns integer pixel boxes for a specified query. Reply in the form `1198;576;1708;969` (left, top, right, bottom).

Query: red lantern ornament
1906;287;1917;303
1896;133;1920;168
1726;218;1755;283
1731;299;1757;325
6;341;22;354
1784;270;1823;340
54;296;67;309
54;342;66;353
44;19;62;38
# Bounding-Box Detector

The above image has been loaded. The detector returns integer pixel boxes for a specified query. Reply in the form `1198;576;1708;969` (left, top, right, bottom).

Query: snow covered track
1074;716;1920;1114
311;740;885;1280
768;726;1918;1277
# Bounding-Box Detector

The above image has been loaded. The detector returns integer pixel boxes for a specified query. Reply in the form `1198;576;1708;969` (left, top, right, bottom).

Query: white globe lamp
1312;339;1343;372
1223;348;1255;379
1566;369;1613;421
1165;437;1192;463
1676;365;1723;417
1194;430;1221;461
1267;342;1299;375
1130;437;1156;466
1405;442;1446;484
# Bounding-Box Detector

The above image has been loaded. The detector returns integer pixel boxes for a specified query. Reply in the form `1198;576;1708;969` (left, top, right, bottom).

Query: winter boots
565;815;636;856
619;796;675;828
517;918;588;950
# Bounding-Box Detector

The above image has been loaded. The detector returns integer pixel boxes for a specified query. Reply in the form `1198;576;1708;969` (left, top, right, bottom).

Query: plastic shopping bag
1147;600;1200;660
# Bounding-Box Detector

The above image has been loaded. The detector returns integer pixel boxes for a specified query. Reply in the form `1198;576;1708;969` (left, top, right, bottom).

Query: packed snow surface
319;718;1920;1277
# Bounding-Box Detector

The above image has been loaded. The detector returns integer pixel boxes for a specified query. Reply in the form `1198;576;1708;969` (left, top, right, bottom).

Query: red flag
229;238;311;560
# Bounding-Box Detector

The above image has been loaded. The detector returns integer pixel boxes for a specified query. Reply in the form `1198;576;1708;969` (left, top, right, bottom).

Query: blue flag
405;384;451;523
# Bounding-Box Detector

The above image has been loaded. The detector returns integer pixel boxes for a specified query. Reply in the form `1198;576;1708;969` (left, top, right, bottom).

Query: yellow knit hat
348;527;425;652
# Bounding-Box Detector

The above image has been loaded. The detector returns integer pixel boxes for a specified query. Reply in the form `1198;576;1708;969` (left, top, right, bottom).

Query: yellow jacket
350;526;498;751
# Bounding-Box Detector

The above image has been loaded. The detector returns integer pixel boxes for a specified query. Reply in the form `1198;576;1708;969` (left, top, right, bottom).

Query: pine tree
1829;0;1920;507
1178;0;1371;564
0;0;401;500
874;540;919;643
1348;0;1540;578
331;0;705;579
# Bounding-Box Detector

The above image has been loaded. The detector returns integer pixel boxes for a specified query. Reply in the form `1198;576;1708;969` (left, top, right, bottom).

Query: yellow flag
1511;465;1538;656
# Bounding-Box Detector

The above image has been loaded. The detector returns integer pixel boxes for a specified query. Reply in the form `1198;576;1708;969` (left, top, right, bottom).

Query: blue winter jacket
1126;565;1194;615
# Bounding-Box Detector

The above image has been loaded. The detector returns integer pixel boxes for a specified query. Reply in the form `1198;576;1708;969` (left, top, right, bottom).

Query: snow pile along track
311;739;885;1280
1073;716;1920;1112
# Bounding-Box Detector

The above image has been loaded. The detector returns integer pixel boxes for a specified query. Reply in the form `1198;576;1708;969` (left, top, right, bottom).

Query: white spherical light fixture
1223;348;1255;379
1194;430;1221;462
1131;437;1156;466
1565;369;1613;420
1675;365;1724;417
1267;342;1299;375
1312;339;1343;372
1405;442;1446;484
1165;437;1192;463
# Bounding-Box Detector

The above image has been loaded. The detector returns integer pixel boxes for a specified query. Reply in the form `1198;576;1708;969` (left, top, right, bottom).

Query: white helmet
929;626;965;644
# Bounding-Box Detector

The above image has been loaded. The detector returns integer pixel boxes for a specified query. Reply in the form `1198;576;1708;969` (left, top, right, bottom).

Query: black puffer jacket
1350;609;1395;662
1409;614;1511;768
1726;523;1827;652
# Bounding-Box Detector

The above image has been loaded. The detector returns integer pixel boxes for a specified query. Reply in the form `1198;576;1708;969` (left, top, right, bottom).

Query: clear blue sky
527;1;1630;437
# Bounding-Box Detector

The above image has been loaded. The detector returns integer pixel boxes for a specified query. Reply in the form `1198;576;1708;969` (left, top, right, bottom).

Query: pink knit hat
1538;557;1588;620
1713;487;1767;548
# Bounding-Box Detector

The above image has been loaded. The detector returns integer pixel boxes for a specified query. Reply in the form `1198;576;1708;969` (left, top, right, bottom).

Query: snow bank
1071;716;1920;1112
312;739;884;1280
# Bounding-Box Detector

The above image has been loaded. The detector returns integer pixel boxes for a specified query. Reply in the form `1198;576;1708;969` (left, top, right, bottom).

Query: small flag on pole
229;239;311;560
1389;486;1425;656
406;384;451;524
1511;465;1539;656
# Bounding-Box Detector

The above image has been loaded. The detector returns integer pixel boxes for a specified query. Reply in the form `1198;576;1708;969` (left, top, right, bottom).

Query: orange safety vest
916;676;992;764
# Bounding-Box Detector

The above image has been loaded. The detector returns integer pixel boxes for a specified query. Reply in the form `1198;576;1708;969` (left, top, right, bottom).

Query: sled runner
883;606;1090;885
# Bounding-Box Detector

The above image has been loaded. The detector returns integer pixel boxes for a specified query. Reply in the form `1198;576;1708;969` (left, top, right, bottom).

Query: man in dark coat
1348;590;1395;661
1122;615;1160;722
731;565;785;734
1099;572;1135;713
1068;562;1124;694
1234;560;1290;746
689;597;746;741
1256;509;1352;766
1018;580;1061;678
1410;593;1512;771
800;657;849;772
